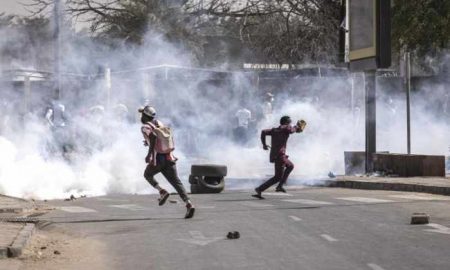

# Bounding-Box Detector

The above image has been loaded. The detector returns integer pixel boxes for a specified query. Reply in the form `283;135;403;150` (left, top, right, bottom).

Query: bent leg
144;164;162;188
278;157;294;188
257;160;285;192
161;162;190;202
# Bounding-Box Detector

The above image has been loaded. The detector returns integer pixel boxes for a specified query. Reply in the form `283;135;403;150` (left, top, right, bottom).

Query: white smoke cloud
0;16;448;200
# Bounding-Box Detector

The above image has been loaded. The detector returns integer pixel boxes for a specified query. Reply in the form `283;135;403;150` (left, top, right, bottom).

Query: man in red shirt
140;106;195;219
252;116;306;199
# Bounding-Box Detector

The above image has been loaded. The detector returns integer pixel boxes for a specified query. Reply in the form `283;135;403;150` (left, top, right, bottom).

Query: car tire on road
190;177;225;194
191;164;227;177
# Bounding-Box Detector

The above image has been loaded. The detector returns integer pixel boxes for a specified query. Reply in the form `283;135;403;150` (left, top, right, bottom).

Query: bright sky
0;0;33;15
0;0;90;30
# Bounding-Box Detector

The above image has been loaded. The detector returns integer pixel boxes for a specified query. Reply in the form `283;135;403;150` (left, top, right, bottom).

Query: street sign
348;0;391;71
349;1;376;61
345;0;392;173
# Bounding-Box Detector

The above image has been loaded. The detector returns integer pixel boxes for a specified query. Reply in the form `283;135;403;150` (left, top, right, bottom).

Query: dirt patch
18;228;110;270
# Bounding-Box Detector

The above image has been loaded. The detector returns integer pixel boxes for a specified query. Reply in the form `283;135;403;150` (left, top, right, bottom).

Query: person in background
45;102;67;128
262;92;274;120
113;103;129;124
139;105;195;219
88;105;105;124
252;116;306;199
234;106;252;144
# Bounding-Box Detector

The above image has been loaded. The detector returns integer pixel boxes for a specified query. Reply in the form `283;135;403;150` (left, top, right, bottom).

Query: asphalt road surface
37;187;450;270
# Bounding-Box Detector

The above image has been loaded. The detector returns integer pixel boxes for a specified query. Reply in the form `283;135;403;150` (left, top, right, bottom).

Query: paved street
29;187;450;270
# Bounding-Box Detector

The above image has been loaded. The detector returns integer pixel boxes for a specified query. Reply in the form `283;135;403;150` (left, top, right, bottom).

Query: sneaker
275;186;287;193
158;190;170;206
185;203;195;219
251;188;265;200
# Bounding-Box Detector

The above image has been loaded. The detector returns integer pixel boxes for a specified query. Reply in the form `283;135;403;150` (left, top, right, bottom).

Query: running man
253;116;306;199
139;105;195;218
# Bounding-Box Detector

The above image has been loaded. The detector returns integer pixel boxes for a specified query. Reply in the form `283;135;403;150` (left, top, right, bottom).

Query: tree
238;0;341;65
27;0;341;66
0;14;53;69
392;0;450;55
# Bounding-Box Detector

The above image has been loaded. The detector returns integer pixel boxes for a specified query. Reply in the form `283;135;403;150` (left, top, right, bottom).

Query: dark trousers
257;155;294;192
144;159;190;202
233;126;248;144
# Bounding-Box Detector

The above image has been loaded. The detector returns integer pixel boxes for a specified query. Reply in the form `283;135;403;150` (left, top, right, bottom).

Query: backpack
147;120;175;154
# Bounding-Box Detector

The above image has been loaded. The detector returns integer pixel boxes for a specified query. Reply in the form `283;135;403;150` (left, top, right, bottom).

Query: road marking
367;263;386;270
177;231;223;246
320;234;338;242
108;204;148;211
263;192;293;197
289;215;302;221
241;201;274;207
337;197;394;203
58;206;97;213
424;223;450;235
283;199;334;205
389;194;450;201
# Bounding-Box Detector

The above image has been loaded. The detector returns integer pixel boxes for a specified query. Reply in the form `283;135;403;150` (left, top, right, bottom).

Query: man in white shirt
262;92;274;120
236;108;252;128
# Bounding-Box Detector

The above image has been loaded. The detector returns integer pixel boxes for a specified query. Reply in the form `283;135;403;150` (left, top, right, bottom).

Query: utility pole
405;52;412;154
364;70;377;173
53;0;62;100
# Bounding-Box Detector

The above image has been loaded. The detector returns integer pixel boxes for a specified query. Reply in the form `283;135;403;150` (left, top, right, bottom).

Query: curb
0;195;33;214
328;180;450;196
0;208;27;214
7;224;35;258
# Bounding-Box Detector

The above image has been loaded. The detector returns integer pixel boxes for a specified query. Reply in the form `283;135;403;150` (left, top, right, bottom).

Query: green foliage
392;0;450;55
240;0;341;65
23;0;449;66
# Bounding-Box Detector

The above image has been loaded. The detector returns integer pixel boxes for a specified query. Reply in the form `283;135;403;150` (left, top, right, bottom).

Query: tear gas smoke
0;21;448;199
